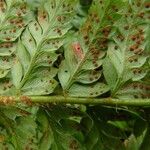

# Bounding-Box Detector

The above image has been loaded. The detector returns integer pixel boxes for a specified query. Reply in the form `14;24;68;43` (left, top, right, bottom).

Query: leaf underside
0;0;149;98
0;0;149;149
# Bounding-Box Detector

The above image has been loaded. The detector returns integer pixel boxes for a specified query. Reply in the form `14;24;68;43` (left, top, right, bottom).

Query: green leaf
9;0;78;95
11;59;23;88
0;42;16;56
0;0;33;42
0;105;38;150
68;83;109;97
103;0;150;97
103;57;118;90
116;82;150;99
58;0;123;97
37;106;86;150
0;42;16;79
81;116;126;150
0;69;9;78
125;134;146;150
12;116;37;150
21;76;57;95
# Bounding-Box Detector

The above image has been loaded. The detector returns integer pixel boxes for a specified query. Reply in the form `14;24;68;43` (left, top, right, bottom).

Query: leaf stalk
0;96;150;107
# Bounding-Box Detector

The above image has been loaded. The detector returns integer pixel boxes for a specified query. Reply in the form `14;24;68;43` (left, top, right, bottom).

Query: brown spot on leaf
72;42;84;59
137;12;145;18
5;37;11;41
69;140;78;150
145;2;150;8
20;96;32;106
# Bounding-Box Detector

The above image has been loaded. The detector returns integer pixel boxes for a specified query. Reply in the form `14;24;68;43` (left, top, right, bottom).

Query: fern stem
0;96;150;106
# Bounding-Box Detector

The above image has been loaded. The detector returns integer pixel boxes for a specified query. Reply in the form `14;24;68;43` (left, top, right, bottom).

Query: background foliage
0;0;149;149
